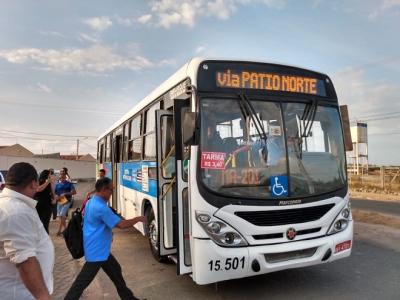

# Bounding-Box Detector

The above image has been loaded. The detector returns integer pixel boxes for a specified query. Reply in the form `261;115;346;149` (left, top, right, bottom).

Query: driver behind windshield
203;118;224;152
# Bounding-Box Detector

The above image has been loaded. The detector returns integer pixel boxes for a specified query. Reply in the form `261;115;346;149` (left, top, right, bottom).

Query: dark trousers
52;203;57;220
64;254;137;300
37;208;52;234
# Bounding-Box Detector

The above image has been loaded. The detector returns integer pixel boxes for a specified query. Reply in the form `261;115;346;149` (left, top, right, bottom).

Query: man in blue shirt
54;169;76;236
64;177;145;300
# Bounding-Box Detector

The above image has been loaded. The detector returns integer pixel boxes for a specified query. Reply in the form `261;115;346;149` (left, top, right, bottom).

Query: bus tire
146;207;169;263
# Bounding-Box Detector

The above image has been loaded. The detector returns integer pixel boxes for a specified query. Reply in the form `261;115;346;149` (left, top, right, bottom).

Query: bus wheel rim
149;220;158;250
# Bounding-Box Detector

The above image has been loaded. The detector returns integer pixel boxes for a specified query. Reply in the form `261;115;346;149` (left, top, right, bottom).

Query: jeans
64;254;137;300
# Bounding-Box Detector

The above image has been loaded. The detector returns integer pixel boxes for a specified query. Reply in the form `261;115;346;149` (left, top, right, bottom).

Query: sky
0;0;399;165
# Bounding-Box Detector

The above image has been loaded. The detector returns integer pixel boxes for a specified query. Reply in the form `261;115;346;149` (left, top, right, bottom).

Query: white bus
97;58;353;284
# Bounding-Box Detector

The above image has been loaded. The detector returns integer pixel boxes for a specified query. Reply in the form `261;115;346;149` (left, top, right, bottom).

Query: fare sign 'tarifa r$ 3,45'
216;69;318;95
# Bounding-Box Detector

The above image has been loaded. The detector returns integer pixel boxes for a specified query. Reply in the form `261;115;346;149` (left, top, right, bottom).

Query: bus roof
98;57;327;141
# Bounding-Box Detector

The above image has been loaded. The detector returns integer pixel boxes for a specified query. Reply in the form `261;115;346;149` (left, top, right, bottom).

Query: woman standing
35;169;55;234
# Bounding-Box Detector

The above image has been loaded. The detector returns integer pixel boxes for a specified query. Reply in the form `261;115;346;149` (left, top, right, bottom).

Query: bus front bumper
192;220;353;285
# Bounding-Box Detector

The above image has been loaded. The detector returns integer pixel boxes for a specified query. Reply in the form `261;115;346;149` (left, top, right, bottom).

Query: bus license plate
335;240;352;253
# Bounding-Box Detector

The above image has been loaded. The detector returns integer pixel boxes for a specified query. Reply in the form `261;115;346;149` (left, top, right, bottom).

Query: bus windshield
199;97;346;199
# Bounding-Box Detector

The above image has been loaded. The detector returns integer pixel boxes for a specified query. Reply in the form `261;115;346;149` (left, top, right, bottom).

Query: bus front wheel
146;207;169;263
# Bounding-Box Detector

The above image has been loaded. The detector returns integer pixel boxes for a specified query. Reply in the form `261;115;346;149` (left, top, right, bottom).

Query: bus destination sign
216;69;324;96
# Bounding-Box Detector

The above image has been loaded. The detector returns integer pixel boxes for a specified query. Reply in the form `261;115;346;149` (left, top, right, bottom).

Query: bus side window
128;115;142;160
181;107;191;182
144;103;160;160
123;122;130;162
98;141;104;163
161;115;175;178
105;135;111;162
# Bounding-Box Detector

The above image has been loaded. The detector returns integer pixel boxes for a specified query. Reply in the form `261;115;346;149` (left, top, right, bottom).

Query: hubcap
149;220;158;250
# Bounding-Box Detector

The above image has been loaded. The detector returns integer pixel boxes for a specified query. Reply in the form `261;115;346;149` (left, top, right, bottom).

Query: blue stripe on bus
120;161;157;198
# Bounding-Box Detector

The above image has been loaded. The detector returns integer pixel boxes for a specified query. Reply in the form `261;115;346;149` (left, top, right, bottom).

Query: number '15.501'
208;257;245;271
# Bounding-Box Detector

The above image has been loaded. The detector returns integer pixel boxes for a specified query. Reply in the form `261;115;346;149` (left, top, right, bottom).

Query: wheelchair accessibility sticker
270;175;288;197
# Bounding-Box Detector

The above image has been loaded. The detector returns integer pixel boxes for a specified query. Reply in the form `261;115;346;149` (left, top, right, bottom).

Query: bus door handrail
161;145;175;168
160;176;176;200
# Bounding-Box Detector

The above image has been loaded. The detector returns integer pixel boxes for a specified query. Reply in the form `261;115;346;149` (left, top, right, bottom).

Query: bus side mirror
182;112;197;146
340;105;353;151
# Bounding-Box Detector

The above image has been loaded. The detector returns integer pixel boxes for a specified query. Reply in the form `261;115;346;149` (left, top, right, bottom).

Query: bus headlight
196;211;248;247
327;201;352;235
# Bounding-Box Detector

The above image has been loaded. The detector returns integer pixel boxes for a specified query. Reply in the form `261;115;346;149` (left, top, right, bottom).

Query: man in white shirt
0;162;54;300
0;171;5;192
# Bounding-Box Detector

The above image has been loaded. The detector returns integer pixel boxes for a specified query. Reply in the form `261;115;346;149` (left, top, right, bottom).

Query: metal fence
348;166;400;192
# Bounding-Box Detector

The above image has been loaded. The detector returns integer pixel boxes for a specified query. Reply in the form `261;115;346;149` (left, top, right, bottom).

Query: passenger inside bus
203;118;224;152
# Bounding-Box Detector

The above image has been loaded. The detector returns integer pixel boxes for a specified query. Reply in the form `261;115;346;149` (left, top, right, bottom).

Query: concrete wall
0;155;96;179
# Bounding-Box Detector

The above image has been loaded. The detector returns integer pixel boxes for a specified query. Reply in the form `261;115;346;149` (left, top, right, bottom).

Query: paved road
351;198;400;216
52;222;400;300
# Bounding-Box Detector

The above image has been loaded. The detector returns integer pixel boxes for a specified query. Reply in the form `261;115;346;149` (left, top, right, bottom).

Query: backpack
63;208;84;259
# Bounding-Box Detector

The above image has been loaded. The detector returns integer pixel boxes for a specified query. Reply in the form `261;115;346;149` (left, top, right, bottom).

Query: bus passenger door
155;110;177;256
112;133;123;212
174;99;192;275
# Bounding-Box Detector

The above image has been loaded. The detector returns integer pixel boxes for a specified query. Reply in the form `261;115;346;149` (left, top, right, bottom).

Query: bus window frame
128;114;143;161
160;114;175;180
113;127;124;163
143;102;160;161
98;139;105;163
105;134;112;162
122;121;130;162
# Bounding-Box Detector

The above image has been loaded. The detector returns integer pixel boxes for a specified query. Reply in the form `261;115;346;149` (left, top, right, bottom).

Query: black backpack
63;208;84;259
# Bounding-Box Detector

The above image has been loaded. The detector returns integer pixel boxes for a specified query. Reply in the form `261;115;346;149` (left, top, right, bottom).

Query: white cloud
260;0;287;9
36;83;52;93
370;0;400;18
331;0;400;19
153;1;200;28
382;0;400;10
207;0;237;20
84;17;113;31
149;0;287;28
195;46;206;54
115;16;135;27
0;45;163;73
137;14;153;24
333;67;400;122
38;30;66;38
194;45;217;57
78;33;100;43
158;58;177;66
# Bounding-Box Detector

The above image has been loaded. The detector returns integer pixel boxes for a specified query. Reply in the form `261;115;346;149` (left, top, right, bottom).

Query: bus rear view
186;60;352;284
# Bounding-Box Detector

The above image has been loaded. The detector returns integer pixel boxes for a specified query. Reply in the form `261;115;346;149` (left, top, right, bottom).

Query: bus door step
168;254;178;264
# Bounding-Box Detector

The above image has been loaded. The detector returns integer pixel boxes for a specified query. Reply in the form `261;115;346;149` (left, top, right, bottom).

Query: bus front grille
264;247;318;263
235;204;334;226
253;227;321;240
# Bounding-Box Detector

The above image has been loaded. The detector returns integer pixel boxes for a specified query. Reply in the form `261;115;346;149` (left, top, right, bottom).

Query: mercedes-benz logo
286;227;297;240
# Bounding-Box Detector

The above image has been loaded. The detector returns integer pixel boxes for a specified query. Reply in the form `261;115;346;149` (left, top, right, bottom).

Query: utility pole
76;139;79;160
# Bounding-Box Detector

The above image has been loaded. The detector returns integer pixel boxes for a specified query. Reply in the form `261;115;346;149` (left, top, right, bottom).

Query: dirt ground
350;190;400;202
352;209;400;229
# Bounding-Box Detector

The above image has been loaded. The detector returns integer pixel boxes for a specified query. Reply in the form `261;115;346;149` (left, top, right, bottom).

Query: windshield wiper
295;99;318;159
300;99;318;138
237;93;269;163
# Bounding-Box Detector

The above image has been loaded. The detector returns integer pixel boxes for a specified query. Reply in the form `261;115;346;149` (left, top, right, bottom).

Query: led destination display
216;69;324;95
